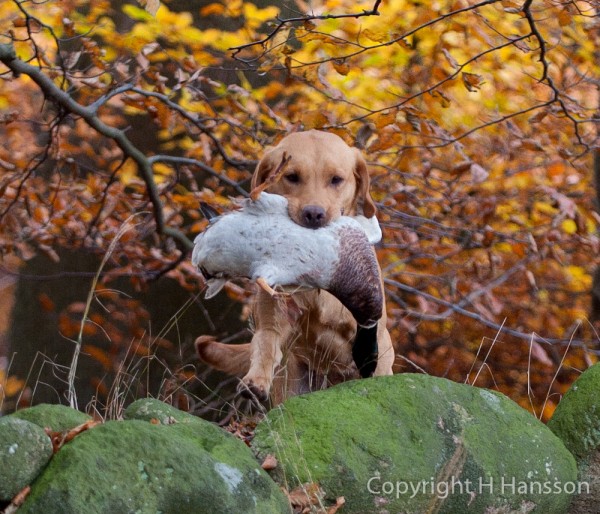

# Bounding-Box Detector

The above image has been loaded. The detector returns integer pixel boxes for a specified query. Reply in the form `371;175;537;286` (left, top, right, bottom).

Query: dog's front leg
239;290;293;401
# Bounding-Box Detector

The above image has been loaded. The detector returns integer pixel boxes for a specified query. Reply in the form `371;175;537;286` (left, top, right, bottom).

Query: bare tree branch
230;0;383;58
148;155;249;197
385;278;596;352
522;0;549;82
522;0;587;148
123;87;256;172
0;42;193;250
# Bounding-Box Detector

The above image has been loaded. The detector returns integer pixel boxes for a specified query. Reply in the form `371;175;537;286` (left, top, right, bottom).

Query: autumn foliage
0;0;599;419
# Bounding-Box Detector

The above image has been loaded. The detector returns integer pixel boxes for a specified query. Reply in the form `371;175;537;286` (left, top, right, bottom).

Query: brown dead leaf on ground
45;420;100;453
261;454;278;470
3;485;31;514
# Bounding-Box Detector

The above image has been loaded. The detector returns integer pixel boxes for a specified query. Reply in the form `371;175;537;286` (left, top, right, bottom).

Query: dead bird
192;192;383;377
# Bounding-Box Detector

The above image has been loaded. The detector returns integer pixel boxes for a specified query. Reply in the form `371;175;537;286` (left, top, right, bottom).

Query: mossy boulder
253;374;577;513
548;363;600;514
10;403;92;432
124;397;204;425
547;363;600;459
20;400;290;513
0;417;53;501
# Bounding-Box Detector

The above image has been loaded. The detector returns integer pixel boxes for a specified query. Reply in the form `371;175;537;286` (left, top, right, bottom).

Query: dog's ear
354;148;377;218
251;149;278;189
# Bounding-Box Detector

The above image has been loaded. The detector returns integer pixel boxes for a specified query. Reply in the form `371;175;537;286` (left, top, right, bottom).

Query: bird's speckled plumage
192;192;383;329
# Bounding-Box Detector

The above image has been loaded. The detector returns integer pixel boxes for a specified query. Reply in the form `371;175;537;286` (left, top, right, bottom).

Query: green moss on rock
253;374;577;514
547;363;600;513
10;404;92;432
0;417;53;501
20;406;290;513
124;398;204;425
548;363;600;459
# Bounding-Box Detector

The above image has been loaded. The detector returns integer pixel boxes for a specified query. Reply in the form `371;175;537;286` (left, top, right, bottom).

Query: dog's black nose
301;205;326;228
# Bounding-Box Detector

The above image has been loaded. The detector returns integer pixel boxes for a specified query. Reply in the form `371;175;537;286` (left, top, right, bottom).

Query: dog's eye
284;173;300;184
330;175;344;186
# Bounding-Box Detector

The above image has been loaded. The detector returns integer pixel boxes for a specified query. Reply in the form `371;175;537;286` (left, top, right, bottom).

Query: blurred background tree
0;0;598;421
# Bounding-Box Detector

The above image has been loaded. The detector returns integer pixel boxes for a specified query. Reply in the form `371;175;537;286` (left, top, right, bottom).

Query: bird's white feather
192;192;380;297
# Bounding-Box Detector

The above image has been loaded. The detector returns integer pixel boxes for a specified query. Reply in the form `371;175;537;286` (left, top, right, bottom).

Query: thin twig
250;152;291;200
385;278;597;351
231;0;382;58
0;43;193;250
67;214;144;409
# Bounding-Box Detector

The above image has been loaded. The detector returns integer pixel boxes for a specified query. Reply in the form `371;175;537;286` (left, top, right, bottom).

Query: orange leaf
332;60;350;76
462;72;484;92
83;345;113;370
200;3;225;16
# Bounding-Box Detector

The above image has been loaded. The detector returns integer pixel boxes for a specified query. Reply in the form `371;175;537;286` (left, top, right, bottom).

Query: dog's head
251;130;377;229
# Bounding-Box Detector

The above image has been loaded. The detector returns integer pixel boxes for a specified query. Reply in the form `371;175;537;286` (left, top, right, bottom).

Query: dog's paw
237;376;270;402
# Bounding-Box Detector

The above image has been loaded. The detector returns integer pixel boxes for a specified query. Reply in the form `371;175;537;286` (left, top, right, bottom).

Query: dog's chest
290;290;357;342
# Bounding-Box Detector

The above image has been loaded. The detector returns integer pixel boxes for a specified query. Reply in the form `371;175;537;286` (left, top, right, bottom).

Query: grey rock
253;374;577;513
10;403;92;432
20;399;290;514
548;363;600;514
0;417;52;501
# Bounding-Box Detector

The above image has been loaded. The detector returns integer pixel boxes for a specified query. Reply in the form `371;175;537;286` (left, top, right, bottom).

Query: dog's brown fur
195;130;394;404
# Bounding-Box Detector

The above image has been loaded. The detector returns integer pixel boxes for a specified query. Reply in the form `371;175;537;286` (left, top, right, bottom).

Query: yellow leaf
226;0;243;17
122;4;153;21
534;201;558;216
565;265;591;292
153;162;174;184
561;219;577;235
267;26;291;52
119;160;138;185
362;28;388;43
494;242;513;253
243;3;279;24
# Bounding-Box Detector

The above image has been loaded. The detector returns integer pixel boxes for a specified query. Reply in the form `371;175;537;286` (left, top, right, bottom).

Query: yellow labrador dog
196;130;394;404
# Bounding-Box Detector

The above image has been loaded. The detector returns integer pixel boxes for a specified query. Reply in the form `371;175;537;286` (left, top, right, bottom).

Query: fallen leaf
261;454;278;470
45;420;100;453
4;485;31;514
327;496;346;513
285;482;324;510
